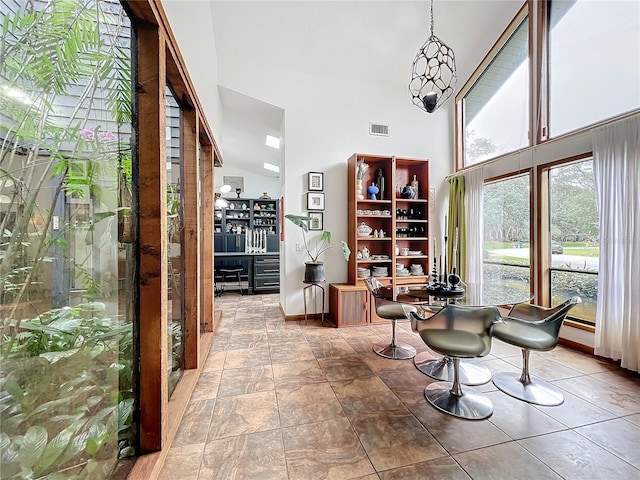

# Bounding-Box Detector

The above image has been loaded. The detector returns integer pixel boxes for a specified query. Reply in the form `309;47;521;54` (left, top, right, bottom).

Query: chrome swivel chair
364;277;417;360
412;306;493;386
491;297;581;406
411;305;502;420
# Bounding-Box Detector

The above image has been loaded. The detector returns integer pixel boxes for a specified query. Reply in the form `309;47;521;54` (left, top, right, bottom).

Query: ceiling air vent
369;122;389;137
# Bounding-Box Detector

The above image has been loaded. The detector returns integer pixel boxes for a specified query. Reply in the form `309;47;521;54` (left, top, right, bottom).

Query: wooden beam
182;108;200;369
137;21;168;453
201;140;214;332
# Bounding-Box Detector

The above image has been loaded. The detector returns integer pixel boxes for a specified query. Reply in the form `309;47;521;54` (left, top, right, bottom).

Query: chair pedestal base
373;318;416;360
414;351;491;385
425;382;493;420
492;372;564;406
373;343;416;360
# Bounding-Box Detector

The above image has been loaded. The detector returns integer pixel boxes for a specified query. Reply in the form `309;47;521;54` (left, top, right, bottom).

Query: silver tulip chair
411;305;503;420
364;277;417;360
491;297;582;406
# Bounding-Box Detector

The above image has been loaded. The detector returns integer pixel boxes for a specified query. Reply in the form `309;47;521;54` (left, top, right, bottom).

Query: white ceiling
212;0;523;173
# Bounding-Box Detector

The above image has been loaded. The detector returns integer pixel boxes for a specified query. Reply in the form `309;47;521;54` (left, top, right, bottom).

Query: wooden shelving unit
347;153;430;290
332;153;430;326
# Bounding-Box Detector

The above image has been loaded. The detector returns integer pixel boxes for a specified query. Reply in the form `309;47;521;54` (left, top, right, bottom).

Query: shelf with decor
214;198;280;293
339;153;430;327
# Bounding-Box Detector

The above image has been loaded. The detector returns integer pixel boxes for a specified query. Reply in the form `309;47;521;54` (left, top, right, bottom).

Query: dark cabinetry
214;198;280;293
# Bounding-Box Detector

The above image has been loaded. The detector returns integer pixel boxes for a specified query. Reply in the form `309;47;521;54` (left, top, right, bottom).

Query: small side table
303;280;326;325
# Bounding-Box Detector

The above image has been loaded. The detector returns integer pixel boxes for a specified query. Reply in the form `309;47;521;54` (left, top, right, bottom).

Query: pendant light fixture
409;0;457;113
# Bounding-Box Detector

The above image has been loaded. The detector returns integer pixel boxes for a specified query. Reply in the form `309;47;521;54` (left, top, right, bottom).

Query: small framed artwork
307;192;325;210
308;212;323;230
308;172;324;191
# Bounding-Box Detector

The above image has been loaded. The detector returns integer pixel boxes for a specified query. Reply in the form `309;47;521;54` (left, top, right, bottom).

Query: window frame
455;4;531;170
482;169;534;295
537;153;597;328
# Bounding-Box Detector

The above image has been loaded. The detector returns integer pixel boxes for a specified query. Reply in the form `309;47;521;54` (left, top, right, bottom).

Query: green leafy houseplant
0;0;136;476
285;214;350;282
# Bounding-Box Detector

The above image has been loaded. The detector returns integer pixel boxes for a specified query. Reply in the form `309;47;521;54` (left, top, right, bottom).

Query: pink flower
98;131;117;142
79;128;95;141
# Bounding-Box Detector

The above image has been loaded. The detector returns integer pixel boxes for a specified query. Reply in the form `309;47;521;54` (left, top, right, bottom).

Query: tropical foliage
1;0;134;478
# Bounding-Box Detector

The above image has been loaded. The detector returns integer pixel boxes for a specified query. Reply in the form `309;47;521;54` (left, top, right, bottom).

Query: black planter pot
304;262;325;283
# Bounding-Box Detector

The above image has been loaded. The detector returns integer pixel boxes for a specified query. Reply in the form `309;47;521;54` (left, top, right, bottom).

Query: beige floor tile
157;443;204;480
200;430;287;480
350;410;448;471
202;351;226;372
217;364;274;397
173;399;216;447
553;374;640;416
318;353;376;382
409;400;511;454
575;418;640;468
485;390;566;439
223;344;271;369
269;341;316;364
519;430;640;478
227;331;269;349
378;457;472;480
546;346;619;374
624;413;640;426
282;417;375;480
267;329;307;344
308;337;357;358
207;390;280;440
276;381;346;427
190;371;222;401
533;389;616;428
272;359;327;387
454;442;561;480
160;294;640;480
331;376;405;416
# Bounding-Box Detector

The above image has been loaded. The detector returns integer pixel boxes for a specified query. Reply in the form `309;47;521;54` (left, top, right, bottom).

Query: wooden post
182;108;200;369
200;141;214;332
137;21;168;453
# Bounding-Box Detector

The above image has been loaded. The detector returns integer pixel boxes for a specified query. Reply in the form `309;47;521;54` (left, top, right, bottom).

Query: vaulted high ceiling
210;0;524;174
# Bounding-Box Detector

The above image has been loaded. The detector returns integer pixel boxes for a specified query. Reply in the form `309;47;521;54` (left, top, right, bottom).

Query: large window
483;174;531;292
548;159;599;324
462;14;529;166
166;88;184;395
0;0;135;477
548;0;640;137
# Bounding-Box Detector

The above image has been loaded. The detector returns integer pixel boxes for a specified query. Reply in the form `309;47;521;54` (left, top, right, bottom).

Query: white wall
215;64;453;314
160;0;223;142
161;0;458;316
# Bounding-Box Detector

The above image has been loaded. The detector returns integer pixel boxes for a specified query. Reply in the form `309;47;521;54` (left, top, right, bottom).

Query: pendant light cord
430;0;434;37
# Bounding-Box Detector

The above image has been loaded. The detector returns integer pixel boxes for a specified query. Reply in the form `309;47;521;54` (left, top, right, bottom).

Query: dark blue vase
367;183;379;200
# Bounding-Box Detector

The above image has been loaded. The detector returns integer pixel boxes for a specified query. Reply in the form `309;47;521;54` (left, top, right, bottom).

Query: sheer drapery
592;115;640;372
465;167;484;286
447;175;465;280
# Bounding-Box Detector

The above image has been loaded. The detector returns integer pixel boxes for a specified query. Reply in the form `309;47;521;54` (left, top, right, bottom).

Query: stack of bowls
372;266;388;277
410;264;424;276
357;267;371;278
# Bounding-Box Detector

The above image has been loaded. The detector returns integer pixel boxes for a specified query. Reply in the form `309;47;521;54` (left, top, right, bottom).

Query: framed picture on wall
308;172;324;191
307;192;325;210
308;212;323;230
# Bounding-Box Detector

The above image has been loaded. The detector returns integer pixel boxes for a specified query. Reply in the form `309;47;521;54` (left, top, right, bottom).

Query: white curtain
465;167;484;302
592;115;640;372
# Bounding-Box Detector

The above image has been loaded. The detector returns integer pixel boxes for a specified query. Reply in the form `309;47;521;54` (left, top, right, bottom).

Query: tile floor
159;293;640;480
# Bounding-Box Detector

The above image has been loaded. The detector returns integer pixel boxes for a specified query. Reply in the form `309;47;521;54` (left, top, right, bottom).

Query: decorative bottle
376;168;385;200
411;174;419;198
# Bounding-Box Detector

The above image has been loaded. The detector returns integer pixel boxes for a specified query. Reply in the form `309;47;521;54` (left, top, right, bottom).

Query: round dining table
376;281;533;385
